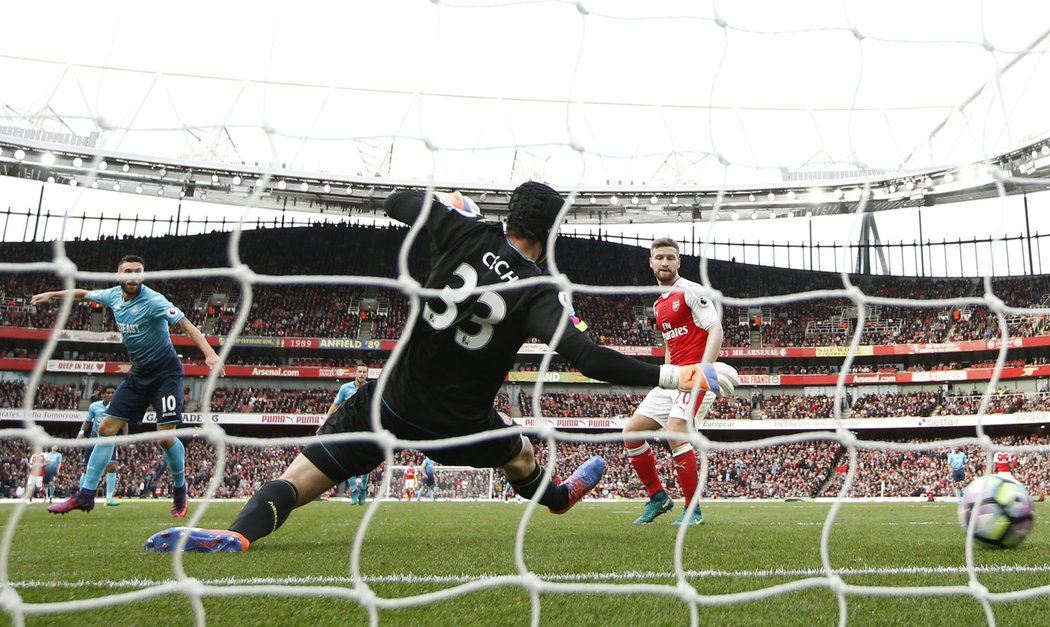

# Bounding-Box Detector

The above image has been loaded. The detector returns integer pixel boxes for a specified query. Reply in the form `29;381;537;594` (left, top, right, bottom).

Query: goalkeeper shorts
303;381;524;483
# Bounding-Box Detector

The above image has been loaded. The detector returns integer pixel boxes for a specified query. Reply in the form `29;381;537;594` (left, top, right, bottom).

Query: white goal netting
3;2;1050;626
380;465;494;501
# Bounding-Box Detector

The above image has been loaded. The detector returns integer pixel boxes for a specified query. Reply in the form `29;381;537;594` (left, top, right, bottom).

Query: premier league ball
958;474;1034;548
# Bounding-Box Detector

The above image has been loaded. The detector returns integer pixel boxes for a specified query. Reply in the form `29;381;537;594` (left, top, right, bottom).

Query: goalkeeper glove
659;362;739;396
433;191;480;217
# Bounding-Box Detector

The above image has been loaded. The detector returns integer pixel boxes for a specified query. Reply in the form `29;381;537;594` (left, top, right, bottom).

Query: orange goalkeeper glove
659;362;739;396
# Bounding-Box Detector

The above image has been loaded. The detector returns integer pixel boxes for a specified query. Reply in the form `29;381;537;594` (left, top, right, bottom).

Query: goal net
380;465;495;501
2;2;1050;626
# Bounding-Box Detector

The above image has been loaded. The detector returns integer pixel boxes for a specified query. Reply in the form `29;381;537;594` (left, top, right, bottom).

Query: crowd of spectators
821;435;1050;499
5;225;1050;504
210;386;333;413
6;433;1049;503
518;392;646;418
517;391;751;420
4;227;1050;348
0;381;82;410
6;378;1050;421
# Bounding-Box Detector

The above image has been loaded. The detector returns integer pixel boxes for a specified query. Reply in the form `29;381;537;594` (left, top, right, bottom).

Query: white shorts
27;476;43;490
634;387;714;427
404;478;417;490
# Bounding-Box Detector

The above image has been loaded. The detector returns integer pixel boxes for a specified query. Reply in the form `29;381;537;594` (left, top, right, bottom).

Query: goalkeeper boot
144;527;250;553
549;455;606;515
47;490;95;515
633;490;673;525
672;506;704;526
171;485;188;518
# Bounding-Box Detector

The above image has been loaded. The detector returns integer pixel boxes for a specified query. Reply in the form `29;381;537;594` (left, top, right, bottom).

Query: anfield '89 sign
316;338;383;350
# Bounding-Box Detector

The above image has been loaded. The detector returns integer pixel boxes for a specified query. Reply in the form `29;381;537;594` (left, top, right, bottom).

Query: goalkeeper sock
509;465;567;511
162;439;186;489
626;441;665;497
229;479;300;543
672;444;699;502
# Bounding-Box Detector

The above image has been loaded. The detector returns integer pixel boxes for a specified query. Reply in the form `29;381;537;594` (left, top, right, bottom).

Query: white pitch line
9;564;1050;589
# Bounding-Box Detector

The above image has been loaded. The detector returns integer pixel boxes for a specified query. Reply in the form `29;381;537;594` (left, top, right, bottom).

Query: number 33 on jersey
423;262;507;350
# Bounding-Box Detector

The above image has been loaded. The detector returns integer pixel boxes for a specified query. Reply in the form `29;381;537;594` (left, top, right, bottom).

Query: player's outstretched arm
384;190;480;225
178;318;225;376
670;362;739;396
31;289;90;306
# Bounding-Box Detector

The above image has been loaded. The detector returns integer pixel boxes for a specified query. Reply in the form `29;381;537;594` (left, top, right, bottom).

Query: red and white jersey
654;276;721;365
993;451;1015;474
29;452;46;477
404;467;417;481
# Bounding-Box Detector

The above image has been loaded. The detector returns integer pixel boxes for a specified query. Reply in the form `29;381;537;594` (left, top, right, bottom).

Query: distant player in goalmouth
946;447;967;498
993;450;1017;478
27;450;46;502
402;465;418;501
42;446;63;503
418;456;437;501
144;181;737;553
32;254;224;517
79;384;127;506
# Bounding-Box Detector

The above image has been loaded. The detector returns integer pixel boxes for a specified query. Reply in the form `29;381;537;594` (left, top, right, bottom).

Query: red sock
672;444;699;502
626;441;664;497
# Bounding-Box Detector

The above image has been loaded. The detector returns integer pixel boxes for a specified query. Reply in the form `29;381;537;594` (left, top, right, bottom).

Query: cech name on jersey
482;251;519;282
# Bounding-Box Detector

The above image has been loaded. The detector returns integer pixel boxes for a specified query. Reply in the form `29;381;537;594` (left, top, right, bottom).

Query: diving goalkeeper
145;182;738;552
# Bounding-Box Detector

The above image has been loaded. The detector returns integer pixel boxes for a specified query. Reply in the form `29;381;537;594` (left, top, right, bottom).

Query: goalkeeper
145;182;738;553
624;237;724;526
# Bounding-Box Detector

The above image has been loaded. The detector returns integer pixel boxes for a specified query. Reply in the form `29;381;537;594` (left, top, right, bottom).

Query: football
958;474;1034;548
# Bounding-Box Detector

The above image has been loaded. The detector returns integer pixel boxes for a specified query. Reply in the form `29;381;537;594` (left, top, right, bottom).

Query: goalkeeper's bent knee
229;479;300;543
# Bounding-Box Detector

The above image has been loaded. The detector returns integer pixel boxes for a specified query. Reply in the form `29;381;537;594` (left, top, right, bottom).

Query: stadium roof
1;2;1050;225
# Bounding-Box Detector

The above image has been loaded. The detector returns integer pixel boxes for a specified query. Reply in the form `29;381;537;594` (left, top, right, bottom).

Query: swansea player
145;182;737;552
79;385;127;506
323;363;371;502
419;456;437;501
33;255;223;517
42;446;63;503
947;447;967;497
624;238;724;526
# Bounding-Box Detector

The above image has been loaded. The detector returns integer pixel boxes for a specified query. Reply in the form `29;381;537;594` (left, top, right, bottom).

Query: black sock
509;465;567;511
229;479;299;543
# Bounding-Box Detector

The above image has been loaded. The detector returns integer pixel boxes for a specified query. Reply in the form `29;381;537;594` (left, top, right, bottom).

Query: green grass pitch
1;500;1048;626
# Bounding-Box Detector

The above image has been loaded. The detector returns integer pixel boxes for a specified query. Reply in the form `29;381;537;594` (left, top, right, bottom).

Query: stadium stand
2;225;1050;507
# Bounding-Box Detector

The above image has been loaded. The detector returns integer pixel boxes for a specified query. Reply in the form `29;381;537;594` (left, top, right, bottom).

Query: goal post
381;465;495;501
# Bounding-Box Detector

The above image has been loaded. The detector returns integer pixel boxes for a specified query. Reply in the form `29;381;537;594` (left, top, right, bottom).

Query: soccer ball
958;474;1034;548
